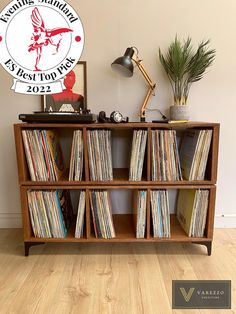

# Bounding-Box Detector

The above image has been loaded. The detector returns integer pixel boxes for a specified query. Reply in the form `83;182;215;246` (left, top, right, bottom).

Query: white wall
0;0;235;227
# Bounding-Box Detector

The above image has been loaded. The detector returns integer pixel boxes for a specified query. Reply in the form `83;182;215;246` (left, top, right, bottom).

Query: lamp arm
132;58;156;89
140;87;154;120
132;57;156;121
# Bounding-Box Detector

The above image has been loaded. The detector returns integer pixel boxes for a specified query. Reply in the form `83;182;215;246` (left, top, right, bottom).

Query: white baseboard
214;214;236;228
0;213;22;228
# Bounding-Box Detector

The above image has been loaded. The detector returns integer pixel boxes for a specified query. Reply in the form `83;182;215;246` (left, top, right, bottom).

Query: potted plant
159;37;216;120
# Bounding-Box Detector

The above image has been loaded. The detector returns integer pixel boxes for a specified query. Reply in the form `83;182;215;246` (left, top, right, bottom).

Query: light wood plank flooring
0;229;235;314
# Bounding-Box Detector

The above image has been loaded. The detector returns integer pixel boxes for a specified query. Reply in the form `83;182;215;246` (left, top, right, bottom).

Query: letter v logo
180;287;195;302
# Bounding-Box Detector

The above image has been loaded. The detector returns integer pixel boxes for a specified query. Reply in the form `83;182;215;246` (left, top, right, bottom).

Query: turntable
19;110;97;123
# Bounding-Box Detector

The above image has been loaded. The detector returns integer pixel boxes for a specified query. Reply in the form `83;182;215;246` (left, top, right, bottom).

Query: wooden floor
0;229;235;314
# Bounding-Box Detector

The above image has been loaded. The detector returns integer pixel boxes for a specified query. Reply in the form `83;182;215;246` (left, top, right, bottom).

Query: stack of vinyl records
89;190;115;239
69;130;84;181
150;190;170;237
27;190;67;238
151;130;182;181
180;129;213;180
129;130;147;181
87;130;113;181
75;191;86;238
135;190;147;238
177;189;209;237
22;129;64;181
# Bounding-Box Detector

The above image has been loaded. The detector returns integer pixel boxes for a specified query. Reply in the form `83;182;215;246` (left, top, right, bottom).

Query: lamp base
140;117;146;122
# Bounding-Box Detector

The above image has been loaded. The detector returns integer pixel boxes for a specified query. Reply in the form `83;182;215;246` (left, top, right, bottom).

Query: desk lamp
111;47;156;122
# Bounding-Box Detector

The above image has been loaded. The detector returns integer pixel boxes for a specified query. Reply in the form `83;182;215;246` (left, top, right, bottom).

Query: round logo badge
0;0;84;94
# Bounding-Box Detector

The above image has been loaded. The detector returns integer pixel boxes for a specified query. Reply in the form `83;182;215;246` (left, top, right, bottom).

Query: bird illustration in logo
28;7;73;71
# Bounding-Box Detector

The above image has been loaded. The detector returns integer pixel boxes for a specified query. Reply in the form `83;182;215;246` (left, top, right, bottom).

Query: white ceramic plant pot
169;105;190;121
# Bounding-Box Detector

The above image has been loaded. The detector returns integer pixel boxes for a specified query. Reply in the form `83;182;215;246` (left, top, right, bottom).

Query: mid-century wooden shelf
14;122;220;256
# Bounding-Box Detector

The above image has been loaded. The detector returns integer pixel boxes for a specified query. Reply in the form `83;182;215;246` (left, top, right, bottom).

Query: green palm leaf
159;37;215;105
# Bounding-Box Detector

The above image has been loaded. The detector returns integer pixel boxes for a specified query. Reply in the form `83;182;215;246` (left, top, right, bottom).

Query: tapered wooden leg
192;241;212;256
206;242;212;256
24;242;45;256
